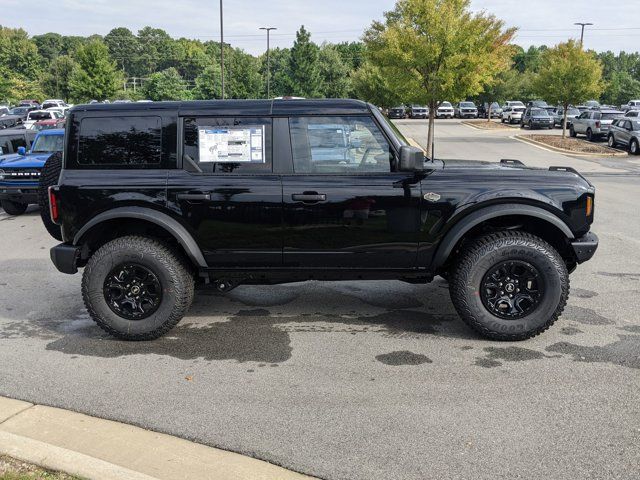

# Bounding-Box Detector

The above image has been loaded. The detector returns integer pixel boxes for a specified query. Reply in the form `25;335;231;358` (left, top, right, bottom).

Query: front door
281;115;422;269
167;116;282;268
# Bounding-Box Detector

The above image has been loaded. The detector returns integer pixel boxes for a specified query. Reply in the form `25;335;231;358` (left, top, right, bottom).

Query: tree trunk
562;102;569;139
487;102;492;122
427;101;436;159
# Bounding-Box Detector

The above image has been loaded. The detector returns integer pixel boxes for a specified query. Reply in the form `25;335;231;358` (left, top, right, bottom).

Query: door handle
176;193;211;201
291;193;326;203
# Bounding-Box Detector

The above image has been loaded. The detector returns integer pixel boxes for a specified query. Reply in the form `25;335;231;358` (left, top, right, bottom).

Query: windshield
531;108;549;116
460;102;475;108
440;102;452;108
566;108;580;115
28;112;51;121
10;107;28;115
31;134;63;153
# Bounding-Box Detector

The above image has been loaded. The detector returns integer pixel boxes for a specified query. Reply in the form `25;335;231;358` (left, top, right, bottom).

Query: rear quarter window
77;116;162;167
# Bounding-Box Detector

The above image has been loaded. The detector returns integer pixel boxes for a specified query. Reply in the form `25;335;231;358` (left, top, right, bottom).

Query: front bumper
0;186;38;204
50;243;81;274
571;232;599;264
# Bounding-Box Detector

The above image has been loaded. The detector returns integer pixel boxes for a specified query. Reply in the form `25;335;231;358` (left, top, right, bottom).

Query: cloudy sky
2;0;639;55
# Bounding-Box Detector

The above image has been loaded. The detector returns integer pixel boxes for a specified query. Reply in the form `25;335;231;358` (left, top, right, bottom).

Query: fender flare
431;204;574;270
73;206;207;268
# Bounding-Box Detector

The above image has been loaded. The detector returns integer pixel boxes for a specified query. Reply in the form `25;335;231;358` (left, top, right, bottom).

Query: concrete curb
0;396;313;480
460;120;515;131
513;134;628;157
0;430;157;480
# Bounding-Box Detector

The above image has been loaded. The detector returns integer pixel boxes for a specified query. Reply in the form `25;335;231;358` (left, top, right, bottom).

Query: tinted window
32;134;63;153
29;112;51;121
631;121;640;130
531;108;548;116
10;136;27;151
182;117;271;174
290;116;393;174
0;140;9;154
78;116;161;165
601;113;622;120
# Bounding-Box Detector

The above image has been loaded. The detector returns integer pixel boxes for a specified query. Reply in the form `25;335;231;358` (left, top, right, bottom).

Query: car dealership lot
0;120;639;480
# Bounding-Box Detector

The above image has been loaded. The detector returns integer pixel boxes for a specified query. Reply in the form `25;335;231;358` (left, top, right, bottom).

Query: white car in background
41;99;68;110
436;102;454;119
45;107;69;117
501;105;526;124
24;110;63;129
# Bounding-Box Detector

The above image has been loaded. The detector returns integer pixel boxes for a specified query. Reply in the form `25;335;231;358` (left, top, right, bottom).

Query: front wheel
608;134;616;148
1;199;28;216
570;126;577;138
586;128;594;142
82;236;195;341
449;231;569;341
631;139;640;155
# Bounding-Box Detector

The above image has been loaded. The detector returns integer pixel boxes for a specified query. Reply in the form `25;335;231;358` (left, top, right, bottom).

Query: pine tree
287;26;321;98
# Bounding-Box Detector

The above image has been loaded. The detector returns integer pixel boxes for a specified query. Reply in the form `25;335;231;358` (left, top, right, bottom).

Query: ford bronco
45;99;598;341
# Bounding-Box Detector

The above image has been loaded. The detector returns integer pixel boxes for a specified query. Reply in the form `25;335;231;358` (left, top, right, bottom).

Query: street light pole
260;27;277;99
574;22;593;47
220;0;225;99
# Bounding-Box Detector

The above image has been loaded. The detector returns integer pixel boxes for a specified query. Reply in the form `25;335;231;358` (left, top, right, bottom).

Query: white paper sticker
198;126;265;163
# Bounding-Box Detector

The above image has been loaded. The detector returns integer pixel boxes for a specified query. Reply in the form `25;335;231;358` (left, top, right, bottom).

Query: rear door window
181;117;272;174
78;116;162;166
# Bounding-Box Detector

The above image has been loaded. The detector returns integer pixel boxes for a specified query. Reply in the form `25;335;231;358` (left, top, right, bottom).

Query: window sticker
198;125;265;163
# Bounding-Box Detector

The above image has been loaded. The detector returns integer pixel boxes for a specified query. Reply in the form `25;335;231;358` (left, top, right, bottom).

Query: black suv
46;99;598;342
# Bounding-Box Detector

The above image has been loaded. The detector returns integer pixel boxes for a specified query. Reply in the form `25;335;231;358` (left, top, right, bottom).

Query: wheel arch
74;206;207;268
432;204;575;272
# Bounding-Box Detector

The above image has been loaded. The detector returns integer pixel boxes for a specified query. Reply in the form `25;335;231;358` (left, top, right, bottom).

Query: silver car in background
552;107;581;128
607;118;640;154
436;102;454;118
570;109;624;141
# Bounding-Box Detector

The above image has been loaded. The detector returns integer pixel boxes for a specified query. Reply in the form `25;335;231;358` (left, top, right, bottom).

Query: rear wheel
38;152;63;241
1;200;28;216
82;236;195;341
608;134;616;148
586;128;594;141
449;231;569;341
570;126;577;138
631;139;640;155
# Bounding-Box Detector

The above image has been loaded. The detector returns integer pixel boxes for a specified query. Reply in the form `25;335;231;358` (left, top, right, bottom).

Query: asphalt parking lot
1;119;639;480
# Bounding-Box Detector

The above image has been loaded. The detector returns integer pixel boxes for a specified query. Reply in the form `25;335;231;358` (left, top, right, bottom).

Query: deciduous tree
533;40;604;138
69;40;122;102
142;67;190;101
364;0;516;156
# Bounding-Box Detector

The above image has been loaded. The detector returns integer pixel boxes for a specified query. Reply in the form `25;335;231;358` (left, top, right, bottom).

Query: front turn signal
586;196;593;217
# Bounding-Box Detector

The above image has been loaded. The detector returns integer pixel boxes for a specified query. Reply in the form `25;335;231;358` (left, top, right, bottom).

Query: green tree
0;26;41;79
602;71;640;107
69;40;122;102
142;67;190;101
352;62;401;107
32;32;64;66
194;64;222;99
318;44;352;98
259;47;291;98
364;0;516;155
227;50;262;99
104;27;141;76
288;26;321;97
41;55;78;101
533;40;604;138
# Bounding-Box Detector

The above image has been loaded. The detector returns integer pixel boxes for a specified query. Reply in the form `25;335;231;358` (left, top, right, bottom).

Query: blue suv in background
0;129;64;215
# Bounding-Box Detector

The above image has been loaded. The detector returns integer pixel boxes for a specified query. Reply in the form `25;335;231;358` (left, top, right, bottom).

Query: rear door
167;115;282;268
281;115;422;269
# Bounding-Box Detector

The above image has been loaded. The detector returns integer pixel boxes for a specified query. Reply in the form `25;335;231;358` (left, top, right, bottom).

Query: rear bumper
571;232;599;264
50;243;81;274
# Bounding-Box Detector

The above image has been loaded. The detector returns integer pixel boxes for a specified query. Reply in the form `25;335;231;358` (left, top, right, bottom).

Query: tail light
48;186;60;224
595;121;601;128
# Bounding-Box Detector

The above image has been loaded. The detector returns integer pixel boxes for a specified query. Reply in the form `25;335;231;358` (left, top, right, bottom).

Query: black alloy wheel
480;260;543;320
103;263;163;320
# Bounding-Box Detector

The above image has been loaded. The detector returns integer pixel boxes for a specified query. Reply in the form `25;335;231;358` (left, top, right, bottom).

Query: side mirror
17;146;26;156
399;145;426;172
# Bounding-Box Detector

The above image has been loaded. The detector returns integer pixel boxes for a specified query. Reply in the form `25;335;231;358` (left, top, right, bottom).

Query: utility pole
220;0;225;99
574;22;593;47
260;27;277;98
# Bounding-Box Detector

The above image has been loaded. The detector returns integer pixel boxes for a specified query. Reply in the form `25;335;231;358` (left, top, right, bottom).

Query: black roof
70;98;372;116
0;128;36;137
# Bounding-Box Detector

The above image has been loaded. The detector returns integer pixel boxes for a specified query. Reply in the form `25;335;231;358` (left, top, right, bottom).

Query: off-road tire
630;138;639;155
82;236;195;341
38;152;63;241
449;231;569;341
1;199;28;216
